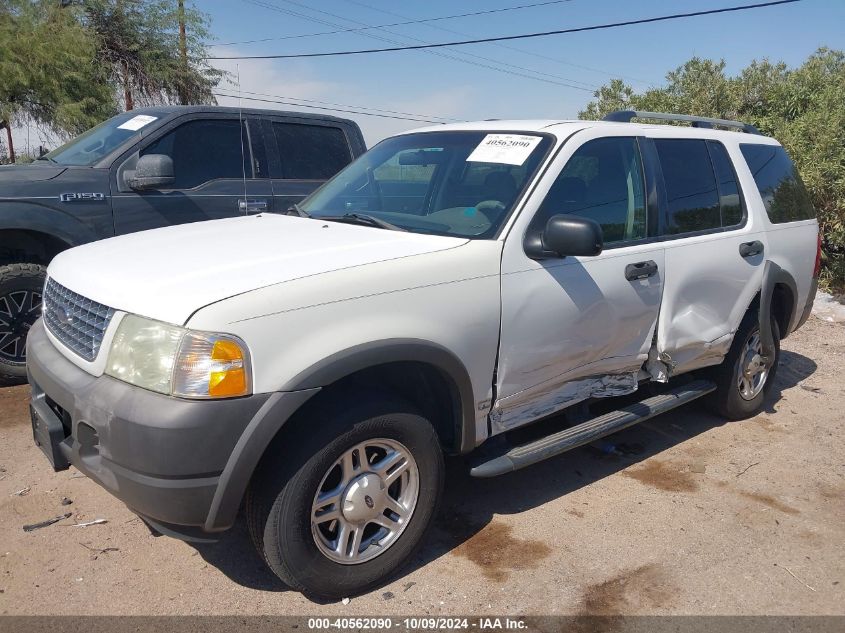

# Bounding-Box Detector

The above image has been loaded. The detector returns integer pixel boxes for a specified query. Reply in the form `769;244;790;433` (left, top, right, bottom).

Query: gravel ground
0;316;842;616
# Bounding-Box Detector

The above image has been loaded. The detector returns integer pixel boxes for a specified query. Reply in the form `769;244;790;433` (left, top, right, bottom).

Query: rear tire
246;392;444;599
0;263;46;383
708;309;780;420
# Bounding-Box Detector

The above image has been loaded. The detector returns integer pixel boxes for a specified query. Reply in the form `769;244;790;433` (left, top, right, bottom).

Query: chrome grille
43;278;115;362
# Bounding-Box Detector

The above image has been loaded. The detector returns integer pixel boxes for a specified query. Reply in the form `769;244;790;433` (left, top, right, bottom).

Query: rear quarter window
739;144;815;223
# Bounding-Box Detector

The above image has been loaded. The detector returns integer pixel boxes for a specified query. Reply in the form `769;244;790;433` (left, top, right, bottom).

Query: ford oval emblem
51;303;73;325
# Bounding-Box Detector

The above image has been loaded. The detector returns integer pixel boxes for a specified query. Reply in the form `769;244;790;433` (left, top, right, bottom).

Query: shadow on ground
190;350;817;600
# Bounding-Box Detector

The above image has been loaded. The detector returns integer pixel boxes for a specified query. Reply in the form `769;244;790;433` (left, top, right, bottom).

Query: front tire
708;309;780;420
246;393;444;599
0;263;46;383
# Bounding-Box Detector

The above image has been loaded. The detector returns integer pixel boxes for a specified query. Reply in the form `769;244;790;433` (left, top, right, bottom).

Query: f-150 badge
60;193;105;202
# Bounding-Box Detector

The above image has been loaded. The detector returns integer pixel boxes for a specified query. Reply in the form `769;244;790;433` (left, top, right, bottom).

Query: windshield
299;131;553;238
43;111;163;166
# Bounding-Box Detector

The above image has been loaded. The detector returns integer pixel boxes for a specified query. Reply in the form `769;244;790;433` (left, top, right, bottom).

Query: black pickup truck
0;105;367;382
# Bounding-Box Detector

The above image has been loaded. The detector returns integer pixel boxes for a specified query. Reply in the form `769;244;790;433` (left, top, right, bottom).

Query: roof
401;119;779;145
125;104;357;126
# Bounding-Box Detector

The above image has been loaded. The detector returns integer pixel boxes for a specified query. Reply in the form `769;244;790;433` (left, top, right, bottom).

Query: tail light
813;231;822;278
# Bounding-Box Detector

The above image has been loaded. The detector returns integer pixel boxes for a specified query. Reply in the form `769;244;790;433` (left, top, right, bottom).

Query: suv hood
48;214;467;325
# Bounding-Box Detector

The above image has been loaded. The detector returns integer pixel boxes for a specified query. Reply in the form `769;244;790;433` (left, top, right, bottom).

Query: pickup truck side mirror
127;154;175;191
525;214;604;259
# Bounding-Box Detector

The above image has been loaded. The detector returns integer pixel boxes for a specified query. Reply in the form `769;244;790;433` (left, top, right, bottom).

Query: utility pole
178;0;188;104
0;119;15;164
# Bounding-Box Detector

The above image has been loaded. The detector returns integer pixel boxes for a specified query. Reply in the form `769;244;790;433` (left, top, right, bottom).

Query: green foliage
0;0;116;137
80;0;223;109
580;48;845;290
0;0;222;156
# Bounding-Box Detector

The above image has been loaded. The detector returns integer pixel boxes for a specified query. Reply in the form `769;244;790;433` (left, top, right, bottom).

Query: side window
654;139;720;234
535;137;647;244
707;141;743;227
272;123;352;180
739;144;815;223
141;119;250;189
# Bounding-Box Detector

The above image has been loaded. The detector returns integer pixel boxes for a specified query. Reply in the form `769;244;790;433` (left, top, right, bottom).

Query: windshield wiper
321;213;407;232
285;202;310;217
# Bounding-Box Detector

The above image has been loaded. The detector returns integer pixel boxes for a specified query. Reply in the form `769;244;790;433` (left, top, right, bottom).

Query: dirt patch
622;459;699;493
753;417;786;433
580;564;673;615
738;491;800;515
565;508;585;519
817;483;844;502
0;385;28;429
450;520;551;582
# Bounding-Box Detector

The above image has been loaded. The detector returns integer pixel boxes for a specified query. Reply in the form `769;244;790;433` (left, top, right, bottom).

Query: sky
11;0;845;152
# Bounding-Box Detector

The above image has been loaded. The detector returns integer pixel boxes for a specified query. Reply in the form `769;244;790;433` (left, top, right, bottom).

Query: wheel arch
279;339;476;454
759;261;798;355
0;203;97;265
203;339;476;532
0;228;73;266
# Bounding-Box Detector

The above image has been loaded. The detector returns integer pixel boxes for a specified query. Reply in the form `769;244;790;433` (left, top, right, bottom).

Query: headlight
105;314;251;399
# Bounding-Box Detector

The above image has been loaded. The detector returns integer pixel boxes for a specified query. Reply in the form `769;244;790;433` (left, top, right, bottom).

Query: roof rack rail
602;110;762;135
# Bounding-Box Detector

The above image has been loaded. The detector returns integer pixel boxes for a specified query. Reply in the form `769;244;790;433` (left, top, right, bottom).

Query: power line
212;0;574;47
212;90;448;123
328;0;599;91
217;87;460;121
235;0;598;92
206;1;802;61
344;0;654;86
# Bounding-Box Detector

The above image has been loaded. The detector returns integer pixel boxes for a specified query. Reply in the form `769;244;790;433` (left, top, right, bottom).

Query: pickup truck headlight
105;314;251;399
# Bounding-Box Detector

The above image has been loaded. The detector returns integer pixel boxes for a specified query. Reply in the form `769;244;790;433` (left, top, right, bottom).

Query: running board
471;379;716;478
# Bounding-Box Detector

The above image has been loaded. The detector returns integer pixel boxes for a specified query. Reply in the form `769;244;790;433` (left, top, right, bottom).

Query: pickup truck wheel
246;394;444;598
708;309;780;420
0;263;46;383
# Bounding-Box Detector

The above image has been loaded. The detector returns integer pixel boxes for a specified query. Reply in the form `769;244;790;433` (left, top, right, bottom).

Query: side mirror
525;214;603;259
127;154;174;190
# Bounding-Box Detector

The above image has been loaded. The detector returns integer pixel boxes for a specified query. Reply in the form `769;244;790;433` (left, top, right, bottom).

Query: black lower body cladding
25;319;312;537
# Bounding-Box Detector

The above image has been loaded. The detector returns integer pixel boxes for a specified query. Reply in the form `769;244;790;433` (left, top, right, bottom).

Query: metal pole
178;0;188;104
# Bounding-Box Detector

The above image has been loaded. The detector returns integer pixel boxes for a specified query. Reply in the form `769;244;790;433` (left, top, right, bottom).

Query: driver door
495;134;665;432
111;114;272;234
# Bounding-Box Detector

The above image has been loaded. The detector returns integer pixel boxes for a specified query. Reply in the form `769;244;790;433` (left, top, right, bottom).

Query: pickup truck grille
43;278;115;362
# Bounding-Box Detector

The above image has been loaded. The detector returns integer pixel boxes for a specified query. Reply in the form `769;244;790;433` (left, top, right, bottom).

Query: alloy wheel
0;289;42;364
737;330;770;400
311;438;419;565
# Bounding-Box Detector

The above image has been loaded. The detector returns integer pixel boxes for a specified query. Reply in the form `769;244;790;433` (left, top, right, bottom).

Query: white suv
27;111;820;598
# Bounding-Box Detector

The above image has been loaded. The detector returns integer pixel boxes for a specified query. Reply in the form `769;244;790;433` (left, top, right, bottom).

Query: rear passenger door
266;118;356;212
651;136;767;375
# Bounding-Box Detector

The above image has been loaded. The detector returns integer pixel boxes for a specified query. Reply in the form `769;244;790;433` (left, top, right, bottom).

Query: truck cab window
273;123;351;180
142;119;251;189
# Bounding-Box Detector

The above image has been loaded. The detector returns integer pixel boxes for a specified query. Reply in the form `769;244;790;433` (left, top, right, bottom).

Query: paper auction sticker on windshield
117;115;158;131
466;134;543;166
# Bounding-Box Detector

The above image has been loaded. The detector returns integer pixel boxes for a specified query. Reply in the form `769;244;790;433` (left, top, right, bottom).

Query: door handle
739;240;764;258
238;199;268;213
625;260;658;281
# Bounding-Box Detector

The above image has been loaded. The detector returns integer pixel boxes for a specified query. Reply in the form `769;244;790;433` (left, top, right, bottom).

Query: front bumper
26;318;272;537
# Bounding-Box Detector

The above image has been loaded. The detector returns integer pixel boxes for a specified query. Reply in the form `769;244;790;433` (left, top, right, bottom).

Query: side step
470;379;716;478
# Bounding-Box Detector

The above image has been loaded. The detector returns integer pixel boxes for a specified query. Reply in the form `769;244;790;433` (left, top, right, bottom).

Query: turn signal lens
172;332;251;399
209;339;248;397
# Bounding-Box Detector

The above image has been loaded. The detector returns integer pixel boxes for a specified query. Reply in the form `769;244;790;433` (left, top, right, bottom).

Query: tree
79;0;223;110
0;0;116;161
580;48;845;290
